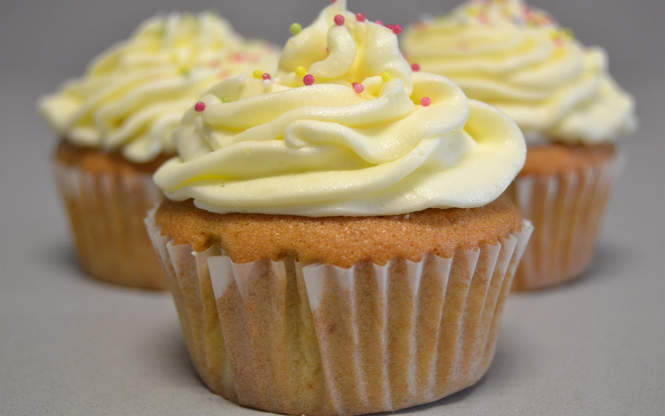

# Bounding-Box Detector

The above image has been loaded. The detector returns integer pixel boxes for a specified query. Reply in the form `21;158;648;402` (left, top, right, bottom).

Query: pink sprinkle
334;14;345;26
420;97;431;107
352;82;364;93
356;13;366;22
411;63;421;71
375;20;383;26
303;74;315;86
385;24;394;30
262;72;271;80
392;24;403;34
194;101;206;112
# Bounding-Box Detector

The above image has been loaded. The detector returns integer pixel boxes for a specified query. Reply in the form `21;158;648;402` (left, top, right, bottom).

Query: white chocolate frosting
40;12;278;162
403;0;636;144
154;0;526;216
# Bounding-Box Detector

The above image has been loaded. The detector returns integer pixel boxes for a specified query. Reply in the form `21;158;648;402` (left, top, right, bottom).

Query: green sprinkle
222;97;231;103
290;22;302;35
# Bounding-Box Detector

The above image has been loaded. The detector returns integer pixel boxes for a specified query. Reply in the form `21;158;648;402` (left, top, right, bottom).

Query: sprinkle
385;24;394;30
561;28;574;41
334;14;345;26
375;20;383;26
290;22;302;35
253;69;263;79
411;63;421;71
194;101;206;112
352;82;364;93
303;74;315;85
381;72;392;82
262;72;271;81
295;66;307;78
356;13;366;22
420;97;431;107
392;24;403;34
331;0;337;2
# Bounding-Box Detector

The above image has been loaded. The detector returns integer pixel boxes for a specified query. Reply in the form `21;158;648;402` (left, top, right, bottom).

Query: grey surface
1;0;664;415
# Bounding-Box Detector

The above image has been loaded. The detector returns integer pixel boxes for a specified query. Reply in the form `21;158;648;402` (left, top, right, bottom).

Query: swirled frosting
403;0;636;144
40;13;278;162
154;0;526;216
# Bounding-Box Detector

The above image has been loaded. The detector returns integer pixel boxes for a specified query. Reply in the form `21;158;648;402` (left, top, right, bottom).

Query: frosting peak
154;1;526;216
403;0;636;144
40;12;278;162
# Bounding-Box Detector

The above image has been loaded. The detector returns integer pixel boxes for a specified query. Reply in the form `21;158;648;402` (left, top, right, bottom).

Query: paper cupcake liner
53;160;165;289
509;156;616;291
146;209;532;415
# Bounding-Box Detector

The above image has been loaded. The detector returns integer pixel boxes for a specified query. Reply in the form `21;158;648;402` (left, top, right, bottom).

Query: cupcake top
40;12;278;163
403;0;636;144
154;0;526;217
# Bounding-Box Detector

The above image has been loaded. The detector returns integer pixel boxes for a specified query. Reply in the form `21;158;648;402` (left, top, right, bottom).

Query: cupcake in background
147;0;531;414
40;12;279;289
404;0;636;291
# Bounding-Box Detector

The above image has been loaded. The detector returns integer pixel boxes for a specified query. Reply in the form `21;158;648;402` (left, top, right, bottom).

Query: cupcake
146;1;531;414
40;13;278;289
404;0;636;290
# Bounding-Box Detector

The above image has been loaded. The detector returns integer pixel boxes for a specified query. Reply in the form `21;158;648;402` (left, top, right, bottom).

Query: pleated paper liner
53;160;166;290
509;156;615;291
146;208;532;415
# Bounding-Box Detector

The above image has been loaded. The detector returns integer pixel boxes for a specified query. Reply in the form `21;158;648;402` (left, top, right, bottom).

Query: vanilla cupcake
404;0;636;290
40;13;278;289
146;1;531;414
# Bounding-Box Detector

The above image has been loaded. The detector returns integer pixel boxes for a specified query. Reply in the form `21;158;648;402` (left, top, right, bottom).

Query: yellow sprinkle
465;6;479;17
381;72;392;82
560;28;574;41
295;66;307;78
290;22;302;35
253;69;263;79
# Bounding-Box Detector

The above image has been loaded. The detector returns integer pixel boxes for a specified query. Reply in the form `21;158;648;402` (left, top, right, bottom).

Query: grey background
1;0;664;415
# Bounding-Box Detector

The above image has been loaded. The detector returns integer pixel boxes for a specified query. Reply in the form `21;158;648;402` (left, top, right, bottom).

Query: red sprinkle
411;63;421;71
385;24;394;30
262;72;271;80
352;82;364;93
356;13;366;22
392;24;403;34
303;74;315;86
420;97;431;107
194;101;206;112
334;14;345;26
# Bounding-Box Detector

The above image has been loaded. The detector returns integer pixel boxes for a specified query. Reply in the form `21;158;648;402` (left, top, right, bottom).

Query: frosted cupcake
40;13;278;289
404;0;636;290
146;1;531;414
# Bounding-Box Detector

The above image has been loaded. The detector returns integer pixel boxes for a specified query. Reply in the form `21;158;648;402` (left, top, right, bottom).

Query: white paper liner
509;157;616;291
53;160;165;289
146;208;532;415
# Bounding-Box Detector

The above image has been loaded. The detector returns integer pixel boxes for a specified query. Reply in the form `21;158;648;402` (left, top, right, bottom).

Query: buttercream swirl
40;12;278;162
154;0;525;216
403;0;636;144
